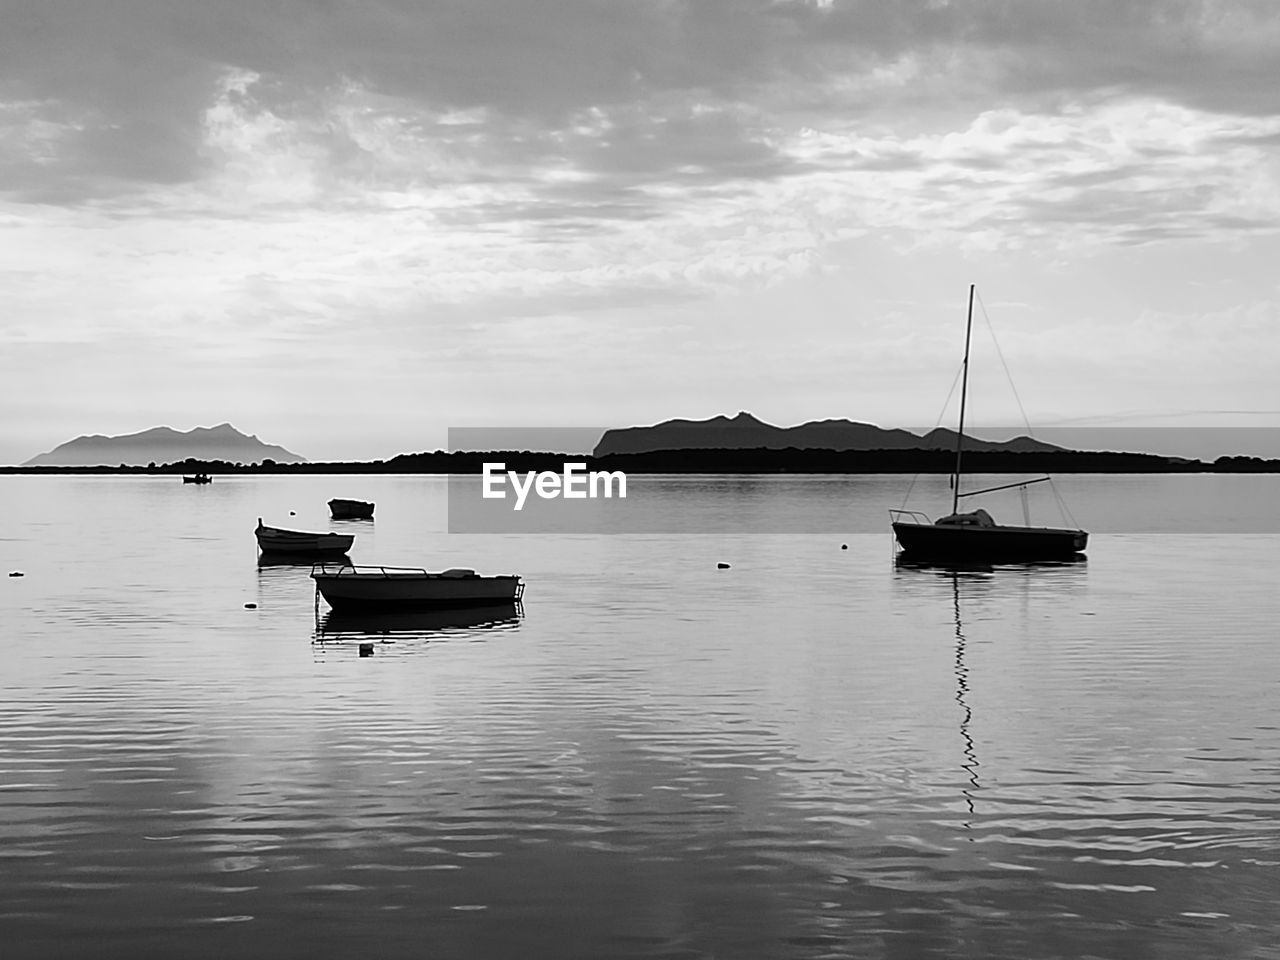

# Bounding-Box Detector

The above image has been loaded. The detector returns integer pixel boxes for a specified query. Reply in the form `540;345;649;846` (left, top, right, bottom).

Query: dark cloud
2;0;1278;202
789;0;1280;112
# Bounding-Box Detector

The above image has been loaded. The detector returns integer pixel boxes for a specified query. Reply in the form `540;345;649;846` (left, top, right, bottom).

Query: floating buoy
8;571;23;577
359;643;374;657
289;511;296;515
244;602;257;609
717;562;731;569
841;544;848;550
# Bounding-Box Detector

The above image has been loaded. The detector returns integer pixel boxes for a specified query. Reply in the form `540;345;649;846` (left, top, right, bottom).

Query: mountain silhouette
592;412;1063;456
24;424;307;466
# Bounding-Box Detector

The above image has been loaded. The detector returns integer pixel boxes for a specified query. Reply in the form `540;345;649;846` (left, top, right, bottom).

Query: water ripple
4;477;1280;957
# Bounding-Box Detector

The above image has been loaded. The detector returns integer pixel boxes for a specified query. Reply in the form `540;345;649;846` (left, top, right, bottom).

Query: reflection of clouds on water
313;603;523;646
254;554;343;613
11;470;1280;957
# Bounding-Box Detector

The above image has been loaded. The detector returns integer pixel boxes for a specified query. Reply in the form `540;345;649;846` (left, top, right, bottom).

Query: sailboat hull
893;521;1087;561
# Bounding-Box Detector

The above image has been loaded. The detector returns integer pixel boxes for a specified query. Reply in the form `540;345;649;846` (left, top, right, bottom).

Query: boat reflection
314;602;523;644
259;552;352;568
950;570;980;833
894;554;1087;577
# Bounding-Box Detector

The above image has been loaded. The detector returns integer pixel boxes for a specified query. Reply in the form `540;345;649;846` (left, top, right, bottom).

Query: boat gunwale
257;533;354;546
310;562;522;582
258;529;353;541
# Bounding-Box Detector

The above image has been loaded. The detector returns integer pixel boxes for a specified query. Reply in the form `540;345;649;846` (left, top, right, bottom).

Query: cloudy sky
4;0;1279;463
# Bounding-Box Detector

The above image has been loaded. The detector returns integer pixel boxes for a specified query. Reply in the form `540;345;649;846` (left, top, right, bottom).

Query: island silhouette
23;423;306;467
593;411;1063;456
6;414;1277;473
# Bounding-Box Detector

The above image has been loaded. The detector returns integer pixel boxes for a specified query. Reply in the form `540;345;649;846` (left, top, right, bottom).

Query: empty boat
255;519;355;557
311;563;524;610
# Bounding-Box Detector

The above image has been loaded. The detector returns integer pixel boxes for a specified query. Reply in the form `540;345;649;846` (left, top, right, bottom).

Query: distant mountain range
24;424;306;466
592;412;1065;456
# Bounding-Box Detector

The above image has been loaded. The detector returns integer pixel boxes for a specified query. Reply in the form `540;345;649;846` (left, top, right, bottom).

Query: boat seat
441;568;478;578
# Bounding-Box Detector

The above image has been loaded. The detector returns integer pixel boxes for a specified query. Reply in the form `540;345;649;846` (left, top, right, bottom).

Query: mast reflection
893;554;1087;836
951;570;980;832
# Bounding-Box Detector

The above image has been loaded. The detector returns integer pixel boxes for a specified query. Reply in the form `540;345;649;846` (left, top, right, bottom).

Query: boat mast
951;283;975;515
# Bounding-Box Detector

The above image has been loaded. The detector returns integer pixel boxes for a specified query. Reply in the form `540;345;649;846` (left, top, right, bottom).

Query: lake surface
4;474;1280;959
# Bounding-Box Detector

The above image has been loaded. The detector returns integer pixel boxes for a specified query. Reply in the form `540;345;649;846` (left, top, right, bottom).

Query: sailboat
890;285;1088;562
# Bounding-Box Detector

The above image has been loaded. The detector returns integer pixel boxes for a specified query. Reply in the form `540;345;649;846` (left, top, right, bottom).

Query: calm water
4;474;1280;959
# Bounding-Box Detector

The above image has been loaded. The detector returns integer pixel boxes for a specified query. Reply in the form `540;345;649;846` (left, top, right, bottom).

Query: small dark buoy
289;511;296;515
244;602;257;609
359;643;374;657
717;562;731;569
8;571;23;577
841;544;848;550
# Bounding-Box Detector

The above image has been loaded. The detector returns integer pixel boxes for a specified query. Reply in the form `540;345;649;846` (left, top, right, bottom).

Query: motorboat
311;563;524;610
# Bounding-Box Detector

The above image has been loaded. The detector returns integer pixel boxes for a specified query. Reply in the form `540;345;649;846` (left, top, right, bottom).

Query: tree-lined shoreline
2;448;1278;474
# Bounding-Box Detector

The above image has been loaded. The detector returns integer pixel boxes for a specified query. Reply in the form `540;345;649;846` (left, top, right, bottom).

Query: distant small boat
183;473;212;484
329;498;375;520
311;563;524;611
255;519;354;557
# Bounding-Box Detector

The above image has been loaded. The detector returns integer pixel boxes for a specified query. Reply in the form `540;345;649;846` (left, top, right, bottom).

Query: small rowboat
255;519;354;557
183;473;212;484
329;498;375;520
311;563;524;611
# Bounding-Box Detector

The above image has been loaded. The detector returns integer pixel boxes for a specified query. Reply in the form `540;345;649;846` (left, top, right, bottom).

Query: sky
3;0;1280;464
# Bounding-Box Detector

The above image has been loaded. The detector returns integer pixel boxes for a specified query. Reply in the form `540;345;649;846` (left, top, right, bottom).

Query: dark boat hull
311;565;524;611
329;498;374;520
892;521;1087;561
256;522;355;557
